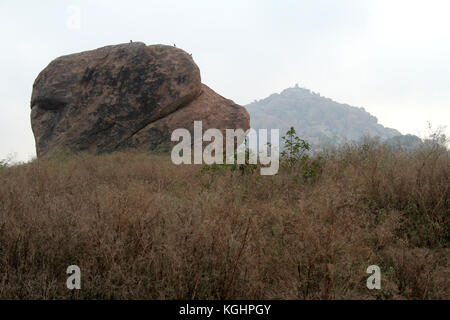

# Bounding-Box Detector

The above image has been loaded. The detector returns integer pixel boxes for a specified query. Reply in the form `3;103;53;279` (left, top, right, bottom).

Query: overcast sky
1;0;449;161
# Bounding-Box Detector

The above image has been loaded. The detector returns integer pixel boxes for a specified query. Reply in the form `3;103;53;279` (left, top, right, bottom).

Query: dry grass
0;141;448;299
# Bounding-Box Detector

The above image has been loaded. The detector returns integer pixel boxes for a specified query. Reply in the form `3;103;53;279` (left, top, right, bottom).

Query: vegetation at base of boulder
44;148;76;163
147;142;173;155
0;131;448;299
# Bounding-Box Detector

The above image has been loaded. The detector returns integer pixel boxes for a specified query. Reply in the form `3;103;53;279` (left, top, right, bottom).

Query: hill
246;84;403;146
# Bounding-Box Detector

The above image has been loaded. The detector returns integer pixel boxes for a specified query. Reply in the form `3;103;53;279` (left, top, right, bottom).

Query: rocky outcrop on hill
30;42;249;156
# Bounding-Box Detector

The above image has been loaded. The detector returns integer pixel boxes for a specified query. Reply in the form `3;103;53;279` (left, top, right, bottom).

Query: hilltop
246;85;404;146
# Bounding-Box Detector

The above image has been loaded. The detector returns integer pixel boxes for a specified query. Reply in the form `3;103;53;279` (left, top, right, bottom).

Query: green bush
280;126;322;181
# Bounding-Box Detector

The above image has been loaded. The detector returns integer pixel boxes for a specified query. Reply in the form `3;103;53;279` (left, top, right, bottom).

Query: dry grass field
0;139;448;299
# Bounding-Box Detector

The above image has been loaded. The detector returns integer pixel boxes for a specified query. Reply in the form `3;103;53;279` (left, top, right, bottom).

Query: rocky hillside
246;84;401;146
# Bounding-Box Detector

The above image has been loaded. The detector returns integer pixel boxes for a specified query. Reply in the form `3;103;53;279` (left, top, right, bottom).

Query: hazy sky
1;0;449;161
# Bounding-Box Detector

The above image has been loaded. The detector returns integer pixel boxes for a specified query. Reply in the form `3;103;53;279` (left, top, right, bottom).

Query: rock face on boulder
30;42;250;157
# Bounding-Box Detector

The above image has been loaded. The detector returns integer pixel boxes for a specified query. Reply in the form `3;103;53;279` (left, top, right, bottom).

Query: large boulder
30;42;250;157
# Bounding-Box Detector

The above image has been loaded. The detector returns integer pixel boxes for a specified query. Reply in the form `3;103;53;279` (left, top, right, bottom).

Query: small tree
280;127;322;181
281;127;310;168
